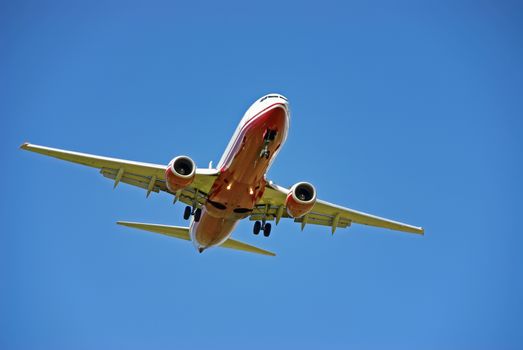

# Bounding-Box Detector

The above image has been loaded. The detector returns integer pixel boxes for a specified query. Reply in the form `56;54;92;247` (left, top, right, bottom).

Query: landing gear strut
259;129;277;159
253;220;272;237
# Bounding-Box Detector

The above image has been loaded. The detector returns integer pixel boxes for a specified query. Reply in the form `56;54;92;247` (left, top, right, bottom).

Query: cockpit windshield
260;95;288;102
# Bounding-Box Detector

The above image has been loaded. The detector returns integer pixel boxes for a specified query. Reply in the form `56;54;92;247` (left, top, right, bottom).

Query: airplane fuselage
190;94;290;252
21;93;424;257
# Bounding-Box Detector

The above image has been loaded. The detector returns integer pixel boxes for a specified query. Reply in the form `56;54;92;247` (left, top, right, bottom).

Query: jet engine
165;156;196;192
285;182;317;218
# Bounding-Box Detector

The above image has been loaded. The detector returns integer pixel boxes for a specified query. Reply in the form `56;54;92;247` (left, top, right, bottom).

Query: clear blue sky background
1;1;522;349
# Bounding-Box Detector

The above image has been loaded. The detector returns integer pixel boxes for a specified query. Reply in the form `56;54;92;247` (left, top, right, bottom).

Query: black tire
194;208;202;222
183;206;192;220
253;221;261;235
263;223;272;237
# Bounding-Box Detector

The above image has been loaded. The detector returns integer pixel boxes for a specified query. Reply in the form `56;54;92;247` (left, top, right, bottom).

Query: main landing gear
183;206;202;222
253;220;272;237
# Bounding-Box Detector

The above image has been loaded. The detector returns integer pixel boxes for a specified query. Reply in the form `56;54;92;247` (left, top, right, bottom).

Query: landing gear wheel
263;223;272;237
194;208;202;222
183;206;191;220
253;221;261;235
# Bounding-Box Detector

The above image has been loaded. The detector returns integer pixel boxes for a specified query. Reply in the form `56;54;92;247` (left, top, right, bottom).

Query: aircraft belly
191;208;238;248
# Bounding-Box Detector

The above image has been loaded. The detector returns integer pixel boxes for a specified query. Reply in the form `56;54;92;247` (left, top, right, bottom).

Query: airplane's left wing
20;143;219;205
253;181;424;235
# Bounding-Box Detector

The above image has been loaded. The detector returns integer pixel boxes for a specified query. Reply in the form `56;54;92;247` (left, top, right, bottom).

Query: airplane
20;93;423;256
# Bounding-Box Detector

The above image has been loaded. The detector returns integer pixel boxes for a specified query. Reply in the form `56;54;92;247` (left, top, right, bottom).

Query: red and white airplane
21;94;423;256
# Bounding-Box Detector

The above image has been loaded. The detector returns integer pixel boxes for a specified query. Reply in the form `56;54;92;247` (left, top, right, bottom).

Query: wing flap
293;212;352;228
101;168;163;193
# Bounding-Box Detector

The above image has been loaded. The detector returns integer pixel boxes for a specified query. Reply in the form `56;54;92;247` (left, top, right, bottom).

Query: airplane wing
20;143;219;206
252;181;424;235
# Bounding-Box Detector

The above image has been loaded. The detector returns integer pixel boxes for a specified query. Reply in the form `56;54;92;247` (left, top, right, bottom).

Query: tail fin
117;221;275;256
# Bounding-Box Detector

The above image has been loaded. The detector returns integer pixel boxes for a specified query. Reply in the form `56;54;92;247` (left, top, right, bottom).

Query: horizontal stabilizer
117;221;275;256
117;221;190;240
220;238;276;256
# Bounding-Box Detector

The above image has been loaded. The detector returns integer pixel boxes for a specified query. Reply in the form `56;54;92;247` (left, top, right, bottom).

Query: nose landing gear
259;129;277;159
253;220;272;237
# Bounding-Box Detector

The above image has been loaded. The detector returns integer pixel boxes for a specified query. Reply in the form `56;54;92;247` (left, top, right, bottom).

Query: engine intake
285;182;317;218
165;156;196;192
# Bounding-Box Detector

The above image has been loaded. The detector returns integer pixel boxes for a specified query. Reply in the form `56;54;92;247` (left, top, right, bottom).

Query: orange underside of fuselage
191;105;288;248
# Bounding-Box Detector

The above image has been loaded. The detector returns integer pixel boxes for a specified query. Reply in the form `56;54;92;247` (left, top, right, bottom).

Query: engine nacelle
165;156;196;192
285;182;317;218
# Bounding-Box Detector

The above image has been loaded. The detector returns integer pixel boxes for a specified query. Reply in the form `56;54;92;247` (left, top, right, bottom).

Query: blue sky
1;1;522;349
